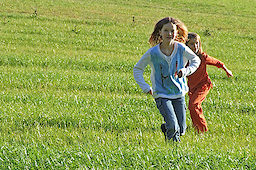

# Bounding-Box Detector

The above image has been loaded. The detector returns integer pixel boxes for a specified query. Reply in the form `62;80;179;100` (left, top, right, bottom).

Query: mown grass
0;0;255;169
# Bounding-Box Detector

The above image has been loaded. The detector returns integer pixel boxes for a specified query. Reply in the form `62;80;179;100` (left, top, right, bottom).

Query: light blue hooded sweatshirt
133;41;200;99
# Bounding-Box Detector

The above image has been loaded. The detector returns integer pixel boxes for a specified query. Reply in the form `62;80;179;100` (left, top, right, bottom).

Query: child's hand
177;70;183;78
226;69;233;77
223;65;233;77
148;89;153;95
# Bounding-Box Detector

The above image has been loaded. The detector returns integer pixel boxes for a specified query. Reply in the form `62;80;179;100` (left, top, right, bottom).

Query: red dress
187;52;224;133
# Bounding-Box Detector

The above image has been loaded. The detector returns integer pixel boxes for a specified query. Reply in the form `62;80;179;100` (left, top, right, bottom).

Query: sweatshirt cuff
142;86;152;93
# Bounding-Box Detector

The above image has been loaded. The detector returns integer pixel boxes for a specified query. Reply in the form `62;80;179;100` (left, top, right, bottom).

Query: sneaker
161;123;167;141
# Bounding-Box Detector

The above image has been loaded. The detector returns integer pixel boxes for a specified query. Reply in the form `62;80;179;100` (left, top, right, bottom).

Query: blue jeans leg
172;97;186;136
155;97;186;142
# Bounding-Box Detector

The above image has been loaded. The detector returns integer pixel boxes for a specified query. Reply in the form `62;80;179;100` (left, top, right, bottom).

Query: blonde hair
174;18;188;44
186;32;203;55
149;17;188;46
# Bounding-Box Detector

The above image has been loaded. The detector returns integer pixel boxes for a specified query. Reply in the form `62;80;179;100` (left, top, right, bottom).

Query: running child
133;17;200;142
186;32;233;133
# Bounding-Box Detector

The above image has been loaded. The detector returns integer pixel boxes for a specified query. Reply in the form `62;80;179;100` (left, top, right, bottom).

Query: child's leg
172;96;186;136
188;83;211;133
155;98;180;142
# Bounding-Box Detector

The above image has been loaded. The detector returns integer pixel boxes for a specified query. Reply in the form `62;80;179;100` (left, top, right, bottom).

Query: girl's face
187;37;200;54
159;23;177;42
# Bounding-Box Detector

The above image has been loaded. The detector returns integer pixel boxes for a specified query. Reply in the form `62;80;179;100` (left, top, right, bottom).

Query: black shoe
161;123;167;141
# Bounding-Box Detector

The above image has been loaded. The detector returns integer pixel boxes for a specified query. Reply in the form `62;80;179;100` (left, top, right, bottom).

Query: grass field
0;0;255;168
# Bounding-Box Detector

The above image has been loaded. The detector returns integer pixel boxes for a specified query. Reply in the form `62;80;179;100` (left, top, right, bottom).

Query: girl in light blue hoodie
133;17;200;142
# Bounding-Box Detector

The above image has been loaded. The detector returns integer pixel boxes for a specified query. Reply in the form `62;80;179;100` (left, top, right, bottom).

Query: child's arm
179;47;201;78
133;51;152;93
205;53;233;77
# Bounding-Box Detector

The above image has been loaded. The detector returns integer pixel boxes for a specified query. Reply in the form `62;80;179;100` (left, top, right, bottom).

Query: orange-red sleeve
203;53;224;68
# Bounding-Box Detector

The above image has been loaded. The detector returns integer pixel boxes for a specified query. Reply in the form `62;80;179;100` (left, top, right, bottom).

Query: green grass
0;0;256;169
